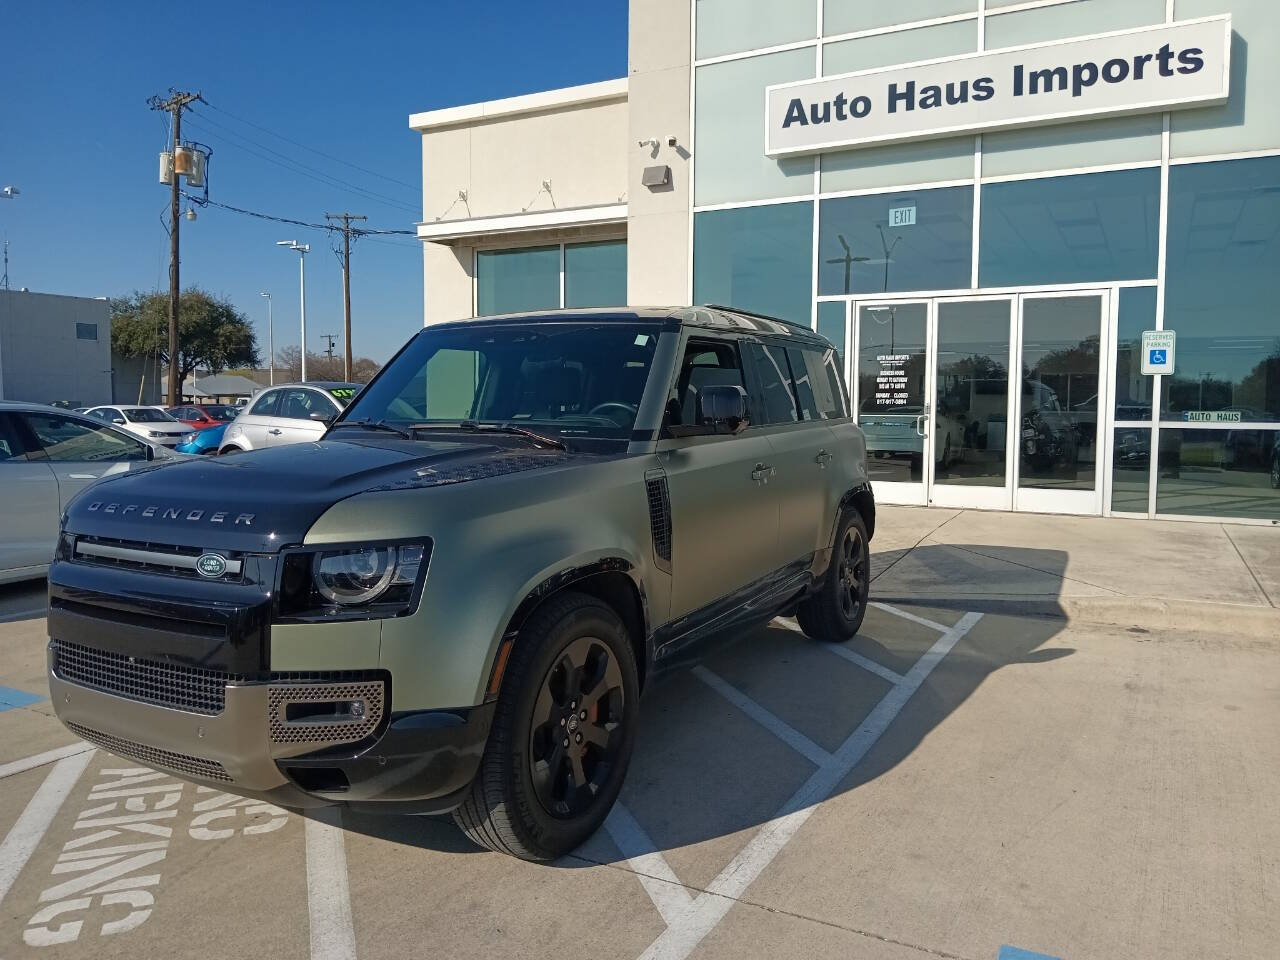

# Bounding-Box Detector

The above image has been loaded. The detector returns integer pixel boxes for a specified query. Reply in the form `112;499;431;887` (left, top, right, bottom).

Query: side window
801;347;844;420
249;390;281;417
786;347;821;421
21;414;148;463
279;389;317;420
0;414;35;461
744;342;798;425
666;338;746;430
823;351;849;417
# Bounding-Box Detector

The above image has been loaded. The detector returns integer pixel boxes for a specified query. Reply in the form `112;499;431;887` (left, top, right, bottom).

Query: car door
19;411;150;510
272;388;331;446
234;389;282;449
0;413;60;576
657;334;779;625
752;341;844;565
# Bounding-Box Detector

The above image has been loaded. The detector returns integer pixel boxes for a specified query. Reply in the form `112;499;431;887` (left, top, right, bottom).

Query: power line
184;108;418;214
204;101;420;191
181;193;414;236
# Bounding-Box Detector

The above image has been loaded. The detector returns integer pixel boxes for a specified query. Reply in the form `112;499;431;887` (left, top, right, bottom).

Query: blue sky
0;1;627;363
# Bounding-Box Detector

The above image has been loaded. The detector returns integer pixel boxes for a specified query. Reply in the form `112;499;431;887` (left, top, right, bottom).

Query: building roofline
409;77;627;132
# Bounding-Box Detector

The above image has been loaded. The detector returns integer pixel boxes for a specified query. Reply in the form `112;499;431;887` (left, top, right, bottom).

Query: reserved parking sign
1140;330;1176;375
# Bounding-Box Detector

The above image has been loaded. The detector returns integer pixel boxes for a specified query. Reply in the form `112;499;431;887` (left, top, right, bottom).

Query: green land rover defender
47;307;874;861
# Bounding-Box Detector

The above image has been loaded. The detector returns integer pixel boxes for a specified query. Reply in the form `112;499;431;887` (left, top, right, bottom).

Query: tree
111;288;260;389
275;345;381;384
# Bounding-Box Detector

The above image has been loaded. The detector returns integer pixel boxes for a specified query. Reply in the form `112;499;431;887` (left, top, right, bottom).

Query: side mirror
145;444;155;461
697;385;749;434
310;410;335;425
112;417;126;425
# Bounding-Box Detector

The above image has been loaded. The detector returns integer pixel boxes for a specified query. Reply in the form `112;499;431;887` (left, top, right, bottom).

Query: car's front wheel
796;512;871;643
453;591;639;861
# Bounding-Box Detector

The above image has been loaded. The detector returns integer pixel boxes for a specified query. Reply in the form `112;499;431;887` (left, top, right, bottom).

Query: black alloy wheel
528;636;626;819
796;511;871;643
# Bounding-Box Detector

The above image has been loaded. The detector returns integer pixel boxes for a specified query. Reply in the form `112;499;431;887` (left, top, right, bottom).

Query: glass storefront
682;0;1280;522
476;241;627;317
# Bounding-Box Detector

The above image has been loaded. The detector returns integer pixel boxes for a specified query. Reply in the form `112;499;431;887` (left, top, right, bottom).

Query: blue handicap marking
1149;348;1167;365
998;947;1063;960
0;685;45;712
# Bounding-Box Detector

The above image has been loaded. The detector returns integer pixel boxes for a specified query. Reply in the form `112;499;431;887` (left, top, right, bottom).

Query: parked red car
166;404;241;430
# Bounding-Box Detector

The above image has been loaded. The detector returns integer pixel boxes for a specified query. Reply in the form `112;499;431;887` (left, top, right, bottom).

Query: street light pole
277;241;310;382
259;292;273;386
1;185;19;291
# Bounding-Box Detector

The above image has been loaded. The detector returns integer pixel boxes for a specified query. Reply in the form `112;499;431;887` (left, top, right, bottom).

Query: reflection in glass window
819;187;973;296
979;169;1160;287
1156;429;1280;521
1115;286;1156;420
816;302;846;364
1019;297;1102;492
696;0;814;59
1163;157;1280;423
564;241;626;309
475;245;560;317
1111;427;1151;513
744;343;798;425
934;299;1011;487
857;303;928;484
23;415;147;463
693;202;814;328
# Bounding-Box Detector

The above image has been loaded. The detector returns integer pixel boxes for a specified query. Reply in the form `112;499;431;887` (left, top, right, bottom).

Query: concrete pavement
871;506;1280;632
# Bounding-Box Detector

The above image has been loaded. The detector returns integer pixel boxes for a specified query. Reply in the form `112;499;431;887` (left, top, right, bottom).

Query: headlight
148;430;168;438
182;432;198;445
276;542;428;621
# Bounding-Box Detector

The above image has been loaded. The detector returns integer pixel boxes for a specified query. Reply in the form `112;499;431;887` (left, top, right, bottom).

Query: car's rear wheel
453;591;639;861
796;512;870;643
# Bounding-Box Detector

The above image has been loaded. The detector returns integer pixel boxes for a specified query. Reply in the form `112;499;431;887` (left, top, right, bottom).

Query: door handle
751;463;775;484
815;449;833;468
914;415;928;438
268;429;282;435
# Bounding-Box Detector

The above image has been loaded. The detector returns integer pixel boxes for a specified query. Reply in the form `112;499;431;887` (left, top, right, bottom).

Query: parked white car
218;381;360;454
83;405;192;448
0;402;187;584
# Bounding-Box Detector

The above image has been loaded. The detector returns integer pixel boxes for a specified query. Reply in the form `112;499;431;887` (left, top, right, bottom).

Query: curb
871;593;1280;634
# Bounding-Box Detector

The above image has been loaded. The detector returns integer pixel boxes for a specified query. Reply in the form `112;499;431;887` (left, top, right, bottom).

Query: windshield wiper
329;418;414;440
411;420;569;451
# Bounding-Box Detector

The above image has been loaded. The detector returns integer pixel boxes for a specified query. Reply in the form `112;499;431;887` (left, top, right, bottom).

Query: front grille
51;639;241;715
71;535;244;582
67;722;232;782
267;680;385;745
645;474;672;564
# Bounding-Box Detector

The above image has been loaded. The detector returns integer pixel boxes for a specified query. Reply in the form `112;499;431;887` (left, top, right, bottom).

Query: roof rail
699;304;788;324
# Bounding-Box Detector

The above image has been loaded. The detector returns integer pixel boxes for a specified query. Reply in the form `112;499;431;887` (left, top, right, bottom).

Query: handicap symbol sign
1149;348;1167;365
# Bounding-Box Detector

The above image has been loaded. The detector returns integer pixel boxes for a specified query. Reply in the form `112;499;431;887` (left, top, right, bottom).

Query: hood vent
644;469;672;572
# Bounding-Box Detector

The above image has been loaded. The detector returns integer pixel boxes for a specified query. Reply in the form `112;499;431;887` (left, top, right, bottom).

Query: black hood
63;437;583;552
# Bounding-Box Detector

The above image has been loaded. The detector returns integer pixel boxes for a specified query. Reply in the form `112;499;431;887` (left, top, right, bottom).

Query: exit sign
888;205;916;227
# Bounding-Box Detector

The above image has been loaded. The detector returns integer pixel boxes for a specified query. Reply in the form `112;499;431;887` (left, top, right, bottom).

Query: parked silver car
217;381;360;454
83;405;192;448
0;402;186;584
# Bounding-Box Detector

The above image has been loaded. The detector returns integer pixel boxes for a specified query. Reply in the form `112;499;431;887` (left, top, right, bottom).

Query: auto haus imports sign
765;17;1230;157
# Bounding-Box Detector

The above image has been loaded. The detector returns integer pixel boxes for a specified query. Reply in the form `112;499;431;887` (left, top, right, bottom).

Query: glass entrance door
857;302;930;505
1013;292;1108;514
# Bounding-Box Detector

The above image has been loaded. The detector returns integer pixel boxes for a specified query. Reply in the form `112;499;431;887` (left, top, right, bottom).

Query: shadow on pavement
339;545;1073;864
0;579;47;624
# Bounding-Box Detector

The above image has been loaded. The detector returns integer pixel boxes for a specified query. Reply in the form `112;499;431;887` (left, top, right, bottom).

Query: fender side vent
644;472;672;569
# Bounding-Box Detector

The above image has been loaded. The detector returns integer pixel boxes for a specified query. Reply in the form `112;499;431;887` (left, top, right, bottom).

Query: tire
796;512;871;643
453;591;639;861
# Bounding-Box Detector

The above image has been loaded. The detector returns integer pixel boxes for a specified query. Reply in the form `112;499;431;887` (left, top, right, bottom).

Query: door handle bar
751;463;775;484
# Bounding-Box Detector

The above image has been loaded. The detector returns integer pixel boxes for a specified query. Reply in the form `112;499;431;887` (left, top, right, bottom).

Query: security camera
665;135;678;148
638;137;659;150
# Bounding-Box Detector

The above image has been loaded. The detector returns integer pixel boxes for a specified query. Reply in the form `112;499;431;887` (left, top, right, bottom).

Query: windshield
124;408;177;423
344;322;661;442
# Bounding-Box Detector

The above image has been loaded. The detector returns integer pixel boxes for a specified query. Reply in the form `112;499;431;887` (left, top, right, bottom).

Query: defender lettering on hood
85;502;255;525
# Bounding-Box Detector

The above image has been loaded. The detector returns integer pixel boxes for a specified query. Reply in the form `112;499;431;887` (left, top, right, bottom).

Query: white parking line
304;808;357;960
637;611;983;960
870;601;952;635
0;743;96;781
603;802;693;926
0;749;95;908
691;666;830;768
823;645;907;685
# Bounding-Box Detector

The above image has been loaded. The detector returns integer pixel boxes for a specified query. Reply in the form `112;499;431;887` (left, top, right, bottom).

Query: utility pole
148;90;202;406
321;333;338;362
1;185;20;291
325;212;366;381
259;292;274;385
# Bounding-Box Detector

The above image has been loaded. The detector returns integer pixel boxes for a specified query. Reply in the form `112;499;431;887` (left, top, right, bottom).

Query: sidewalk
870;506;1280;633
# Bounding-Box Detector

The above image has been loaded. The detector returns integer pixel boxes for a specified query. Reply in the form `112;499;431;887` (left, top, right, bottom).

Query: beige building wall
412;82;629;324
627;0;692;307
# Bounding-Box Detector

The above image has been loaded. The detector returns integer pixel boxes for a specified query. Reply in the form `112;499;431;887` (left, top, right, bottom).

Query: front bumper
46;554;492;814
